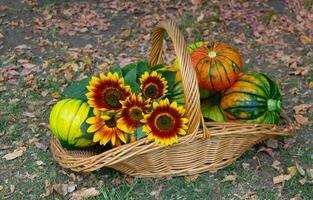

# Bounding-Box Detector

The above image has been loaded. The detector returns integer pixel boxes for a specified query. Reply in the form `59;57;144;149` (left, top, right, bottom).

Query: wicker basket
50;20;295;177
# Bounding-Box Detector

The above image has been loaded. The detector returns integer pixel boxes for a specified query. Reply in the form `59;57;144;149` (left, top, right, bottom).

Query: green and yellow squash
201;92;226;122
49;99;95;148
220;72;282;124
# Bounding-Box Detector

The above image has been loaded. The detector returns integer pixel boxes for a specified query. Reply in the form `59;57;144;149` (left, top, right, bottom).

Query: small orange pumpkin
190;42;242;92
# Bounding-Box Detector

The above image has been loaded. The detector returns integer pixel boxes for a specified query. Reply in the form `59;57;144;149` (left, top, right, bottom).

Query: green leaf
62;77;91;101
135;126;146;140
122;63;137;76
157;70;176;91
124;66;141;94
110;65;123;77
129;82;141;94
124;66;137;85
136;61;149;78
150;64;165;72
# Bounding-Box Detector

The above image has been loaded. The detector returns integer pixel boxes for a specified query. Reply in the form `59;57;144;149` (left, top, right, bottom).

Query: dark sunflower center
130;107;143;121
103;88;124;109
144;83;159;99
156;114;174;131
105;118;116;128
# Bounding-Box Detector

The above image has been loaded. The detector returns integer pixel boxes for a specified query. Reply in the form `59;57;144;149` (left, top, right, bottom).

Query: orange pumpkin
190;42;242;92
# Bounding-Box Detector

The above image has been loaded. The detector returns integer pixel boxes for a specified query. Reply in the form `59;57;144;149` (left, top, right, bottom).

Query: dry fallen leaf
242;162;250;170
257;147;275;157
51;91;61;99
309;81;313;89
289;67;310;76
0;185;3;192
69;187;100;200
40;180;54;197
233;33;246;44
53;182;76;196
300;34;312;45
120;30;131;39
293;104;312;114
0;144;13;150
273;174;292;184
190;0;203;5
34;142;48;151
36;160;45;166
294;114;310;125
197;12;204;23
222;173;237;182
266;138;278;149
296;163;305;176
272;160;282;172
299;177;307;185
2;148;25;160
287;166;298;176
150;184;164;199
284;138;296;148
185;174;199;183
10;185;16;193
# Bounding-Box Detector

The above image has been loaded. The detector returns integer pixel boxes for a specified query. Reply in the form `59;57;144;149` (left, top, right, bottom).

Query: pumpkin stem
208;51;217;58
267;99;281;111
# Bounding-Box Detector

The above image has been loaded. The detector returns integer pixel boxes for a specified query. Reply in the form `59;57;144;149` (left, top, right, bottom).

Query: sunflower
86;72;131;112
86;113;126;146
139;71;168;100
141;98;188;145
117;94;150;134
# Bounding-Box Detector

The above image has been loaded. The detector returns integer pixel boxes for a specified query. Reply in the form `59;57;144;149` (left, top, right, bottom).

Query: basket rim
50;114;295;160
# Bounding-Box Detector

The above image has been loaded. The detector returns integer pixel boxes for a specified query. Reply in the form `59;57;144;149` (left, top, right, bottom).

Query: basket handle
148;20;210;141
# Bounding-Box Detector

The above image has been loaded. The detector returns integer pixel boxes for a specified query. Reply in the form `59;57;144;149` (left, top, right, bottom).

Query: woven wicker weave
50;20;295;177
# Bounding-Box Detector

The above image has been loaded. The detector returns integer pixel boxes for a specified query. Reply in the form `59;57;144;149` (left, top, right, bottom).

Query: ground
0;0;312;199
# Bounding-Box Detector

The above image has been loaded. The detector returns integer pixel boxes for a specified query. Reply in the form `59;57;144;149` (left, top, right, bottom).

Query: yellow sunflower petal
87;121;104;133
151;71;157;77
93;108;101;116
117;131;127;143
141;113;151;123
86;92;94;98
170;101;178;109
86;116;101;124
111;132;116;145
99;73;106;80
138;95;143;102
173;136;179;144
99;134;111;146
93;131;103;143
107;72;113;79
177;106;185;115
147;133;154;140
153;101;159;109
142;125;151;134
178;129;187;135
117;118;135;134
100;115;111;120
164;98;170;105
90;76;100;85
181;118;189;124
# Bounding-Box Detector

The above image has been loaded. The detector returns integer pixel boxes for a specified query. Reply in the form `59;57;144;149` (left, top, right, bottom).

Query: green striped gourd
220;72;282;124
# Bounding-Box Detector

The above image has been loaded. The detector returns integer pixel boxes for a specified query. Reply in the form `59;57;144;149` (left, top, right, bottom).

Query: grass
304;0;313;9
